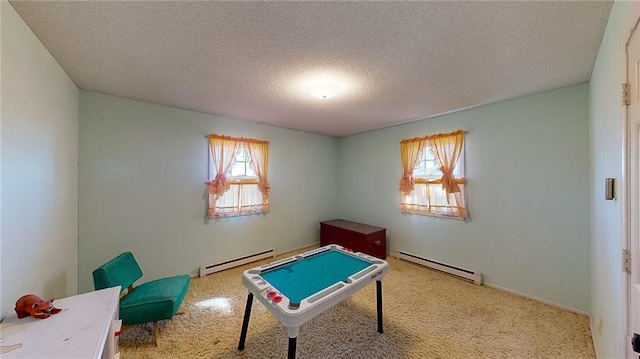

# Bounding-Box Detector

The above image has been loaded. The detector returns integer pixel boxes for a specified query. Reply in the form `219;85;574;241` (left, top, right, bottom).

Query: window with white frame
399;130;467;219
206;135;270;218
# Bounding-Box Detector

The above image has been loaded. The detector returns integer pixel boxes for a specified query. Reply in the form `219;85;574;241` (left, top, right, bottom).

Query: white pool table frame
237;244;389;359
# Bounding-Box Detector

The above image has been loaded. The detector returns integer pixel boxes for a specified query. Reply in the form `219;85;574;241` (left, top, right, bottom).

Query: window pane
414;160;425;175
211;183;263;216
217;184;240;210
240;183;262;208
231;162;245;177
245;163;256;177
235;150;245;162
413;146;442;178
401;182;466;218
453;160;462;177
226;148;257;177
425;159;436;169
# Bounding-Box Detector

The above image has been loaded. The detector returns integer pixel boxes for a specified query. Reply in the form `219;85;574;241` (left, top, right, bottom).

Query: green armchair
93;252;191;346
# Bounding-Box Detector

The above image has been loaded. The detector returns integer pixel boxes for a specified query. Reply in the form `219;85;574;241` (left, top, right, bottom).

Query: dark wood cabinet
320;219;387;259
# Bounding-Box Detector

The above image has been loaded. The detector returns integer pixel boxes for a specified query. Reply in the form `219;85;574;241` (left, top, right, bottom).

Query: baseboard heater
397;250;482;285
199;249;276;277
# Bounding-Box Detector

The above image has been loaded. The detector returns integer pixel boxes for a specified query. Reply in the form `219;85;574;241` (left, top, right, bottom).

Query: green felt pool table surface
261;250;371;305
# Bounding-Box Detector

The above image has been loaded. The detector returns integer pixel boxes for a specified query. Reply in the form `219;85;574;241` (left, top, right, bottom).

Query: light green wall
589;1;632;357
78;91;338;293
338;84;591;312
79;85;594;312
1;2;79;319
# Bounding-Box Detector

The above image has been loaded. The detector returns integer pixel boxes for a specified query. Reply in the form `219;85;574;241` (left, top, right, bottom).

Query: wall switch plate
605;178;615;200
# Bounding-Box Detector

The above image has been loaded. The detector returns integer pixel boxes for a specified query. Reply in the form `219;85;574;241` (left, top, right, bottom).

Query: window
414;147;454;179
231;148;256;177
399;130;467;219
206;134;270;218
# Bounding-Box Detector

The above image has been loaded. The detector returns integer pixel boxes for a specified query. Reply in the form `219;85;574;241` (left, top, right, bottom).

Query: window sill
401;210;466;221
209;210;268;219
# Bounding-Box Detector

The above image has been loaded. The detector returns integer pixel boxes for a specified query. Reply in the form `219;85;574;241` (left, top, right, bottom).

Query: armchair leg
154;321;160;347
176;305;190;315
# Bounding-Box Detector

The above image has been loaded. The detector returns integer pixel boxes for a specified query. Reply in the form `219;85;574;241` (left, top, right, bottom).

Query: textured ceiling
10;1;612;137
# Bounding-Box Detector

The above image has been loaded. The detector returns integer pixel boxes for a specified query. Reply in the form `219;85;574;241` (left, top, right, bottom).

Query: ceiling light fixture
292;70;360;102
309;81;341;99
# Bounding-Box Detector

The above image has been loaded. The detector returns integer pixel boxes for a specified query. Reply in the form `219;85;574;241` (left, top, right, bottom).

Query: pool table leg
238;292;254;350
288;337;297;359
376;280;383;333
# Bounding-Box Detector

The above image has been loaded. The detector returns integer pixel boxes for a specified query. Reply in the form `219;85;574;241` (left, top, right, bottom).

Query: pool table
237;244;389;359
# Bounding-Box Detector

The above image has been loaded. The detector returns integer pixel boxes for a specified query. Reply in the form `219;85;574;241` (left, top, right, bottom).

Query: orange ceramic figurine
14;294;62;319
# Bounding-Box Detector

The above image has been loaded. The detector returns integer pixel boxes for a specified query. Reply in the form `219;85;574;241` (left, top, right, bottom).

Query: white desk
0;286;121;359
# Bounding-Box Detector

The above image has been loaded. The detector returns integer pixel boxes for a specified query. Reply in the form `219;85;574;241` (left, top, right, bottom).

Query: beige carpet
118;252;595;359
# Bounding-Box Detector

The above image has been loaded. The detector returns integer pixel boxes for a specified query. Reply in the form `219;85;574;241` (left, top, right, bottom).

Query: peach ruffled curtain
206;135;238;202
429;129;464;196
399;138;425;195
246;140;270;212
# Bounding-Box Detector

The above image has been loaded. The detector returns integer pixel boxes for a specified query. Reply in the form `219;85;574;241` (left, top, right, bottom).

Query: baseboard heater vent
199;249;276;277
397;250;482;285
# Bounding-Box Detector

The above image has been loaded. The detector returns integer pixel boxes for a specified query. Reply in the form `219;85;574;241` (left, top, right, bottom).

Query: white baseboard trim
396;250;482;285
192;243;321;279
483;282;590;317
199;248;275;277
588;314;600;358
